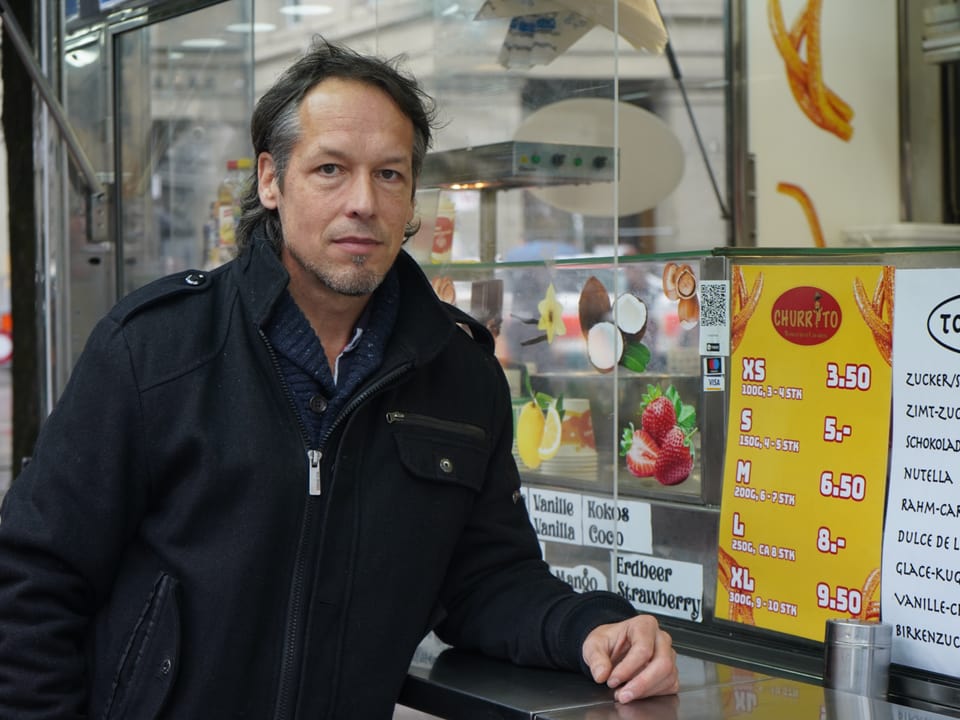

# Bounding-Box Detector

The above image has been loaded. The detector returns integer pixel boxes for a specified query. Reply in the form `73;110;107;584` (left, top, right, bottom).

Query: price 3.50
825;362;871;391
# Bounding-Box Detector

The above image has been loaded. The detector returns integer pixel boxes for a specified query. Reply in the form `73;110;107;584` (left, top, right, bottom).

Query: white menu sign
615;552;704;622
881;268;960;675
521;487;653;554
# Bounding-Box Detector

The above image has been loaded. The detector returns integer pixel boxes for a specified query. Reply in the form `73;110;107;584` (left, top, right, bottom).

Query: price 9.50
826;362;871;391
816;582;862;615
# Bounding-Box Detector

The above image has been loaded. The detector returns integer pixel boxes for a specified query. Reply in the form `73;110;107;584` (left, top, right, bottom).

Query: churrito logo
928;295;960;354
771;286;842;345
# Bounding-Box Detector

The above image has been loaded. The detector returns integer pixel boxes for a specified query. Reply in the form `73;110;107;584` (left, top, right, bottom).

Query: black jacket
0;238;636;719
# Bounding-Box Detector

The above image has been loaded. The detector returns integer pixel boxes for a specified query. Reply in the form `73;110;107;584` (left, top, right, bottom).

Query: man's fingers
589;657;612;684
585;619;655;687
583;630;618;682
613;637;679;703
583;617;679;702
606;634;656;689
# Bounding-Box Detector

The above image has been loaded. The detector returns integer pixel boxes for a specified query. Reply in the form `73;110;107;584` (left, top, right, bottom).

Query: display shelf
415;249;712;505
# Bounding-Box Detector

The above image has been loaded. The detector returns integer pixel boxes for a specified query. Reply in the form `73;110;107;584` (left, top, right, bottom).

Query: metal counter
399;647;960;720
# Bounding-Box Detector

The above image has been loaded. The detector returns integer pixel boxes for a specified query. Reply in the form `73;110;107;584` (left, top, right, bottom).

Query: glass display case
52;0;730;397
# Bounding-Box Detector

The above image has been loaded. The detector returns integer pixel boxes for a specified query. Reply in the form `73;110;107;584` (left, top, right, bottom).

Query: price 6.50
819;471;866;501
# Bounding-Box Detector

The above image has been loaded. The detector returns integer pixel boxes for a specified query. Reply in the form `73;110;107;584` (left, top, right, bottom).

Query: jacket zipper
307;449;322;495
384;410;486;441
263;323;413;720
261;329;317;720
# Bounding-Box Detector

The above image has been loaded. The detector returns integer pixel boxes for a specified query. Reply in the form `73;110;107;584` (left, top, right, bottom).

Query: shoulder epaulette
111;268;217;323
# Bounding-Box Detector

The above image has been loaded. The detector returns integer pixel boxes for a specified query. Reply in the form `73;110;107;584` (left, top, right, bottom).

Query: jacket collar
386;249;456;368
234;227;455;370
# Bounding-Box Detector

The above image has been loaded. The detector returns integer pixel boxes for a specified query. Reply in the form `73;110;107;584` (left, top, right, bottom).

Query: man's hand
582;615;679;703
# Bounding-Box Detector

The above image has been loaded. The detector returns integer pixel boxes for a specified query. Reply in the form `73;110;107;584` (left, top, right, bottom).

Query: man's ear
258;152;279;209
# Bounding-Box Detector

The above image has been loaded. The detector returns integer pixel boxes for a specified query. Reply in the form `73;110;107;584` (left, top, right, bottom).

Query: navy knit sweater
264;269;400;448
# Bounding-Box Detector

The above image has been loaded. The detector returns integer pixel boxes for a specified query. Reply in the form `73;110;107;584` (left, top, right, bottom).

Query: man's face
258;78;416;298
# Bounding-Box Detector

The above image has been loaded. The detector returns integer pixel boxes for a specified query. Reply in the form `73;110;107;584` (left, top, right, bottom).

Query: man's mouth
334;237;379;255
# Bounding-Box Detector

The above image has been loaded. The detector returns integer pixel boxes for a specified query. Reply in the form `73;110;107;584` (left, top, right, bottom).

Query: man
0;39;678;718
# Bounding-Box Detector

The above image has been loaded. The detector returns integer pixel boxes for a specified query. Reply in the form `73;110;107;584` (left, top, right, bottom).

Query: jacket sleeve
433;356;636;673
0;317;150;719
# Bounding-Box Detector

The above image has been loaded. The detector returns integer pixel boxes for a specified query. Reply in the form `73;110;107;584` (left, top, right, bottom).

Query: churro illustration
718;546;756;625
777;182;825;248
856;567;881;621
853;267;894;365
769;0;853;141
731;266;764;353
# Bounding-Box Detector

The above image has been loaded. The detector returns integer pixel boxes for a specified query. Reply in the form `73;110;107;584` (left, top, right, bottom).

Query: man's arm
433;354;680;693
582;615;680;703
0;318;147;718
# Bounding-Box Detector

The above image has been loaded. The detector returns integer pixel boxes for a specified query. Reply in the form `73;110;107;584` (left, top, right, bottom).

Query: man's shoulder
108;265;232;326
95;264;242;388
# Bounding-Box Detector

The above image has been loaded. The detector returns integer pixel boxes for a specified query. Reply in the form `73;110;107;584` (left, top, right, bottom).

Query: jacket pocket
101;572;181;720
387;411;489;492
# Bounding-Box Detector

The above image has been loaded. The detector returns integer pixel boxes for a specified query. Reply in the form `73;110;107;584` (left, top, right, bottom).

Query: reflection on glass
63;33;113;375
115;0;253;294
824;689;896;720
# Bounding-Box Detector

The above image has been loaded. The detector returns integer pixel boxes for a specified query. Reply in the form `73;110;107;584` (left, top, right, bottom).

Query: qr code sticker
699;281;729;328
698;280;730;356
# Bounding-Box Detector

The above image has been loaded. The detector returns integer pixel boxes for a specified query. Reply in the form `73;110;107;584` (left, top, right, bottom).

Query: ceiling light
65;48;99;68
279;4;333;16
226;22;277;33
181;38;228;49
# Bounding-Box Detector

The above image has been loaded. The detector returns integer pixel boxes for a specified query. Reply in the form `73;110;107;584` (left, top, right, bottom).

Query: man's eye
379;169;400;181
319;164;339;175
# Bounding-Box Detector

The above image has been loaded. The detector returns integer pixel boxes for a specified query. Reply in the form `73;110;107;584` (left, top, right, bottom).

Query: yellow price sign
716;265;892;639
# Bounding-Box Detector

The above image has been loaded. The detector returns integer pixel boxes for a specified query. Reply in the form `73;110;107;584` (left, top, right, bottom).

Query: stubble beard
287;245;384;297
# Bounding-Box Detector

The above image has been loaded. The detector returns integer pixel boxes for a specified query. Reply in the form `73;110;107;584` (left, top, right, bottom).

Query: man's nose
345;174;376;217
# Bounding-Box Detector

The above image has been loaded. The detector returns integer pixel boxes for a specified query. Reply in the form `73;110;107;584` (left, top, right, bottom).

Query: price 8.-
819;471;866;501
825;362;872;390
817;582;862;615
817;526;846;554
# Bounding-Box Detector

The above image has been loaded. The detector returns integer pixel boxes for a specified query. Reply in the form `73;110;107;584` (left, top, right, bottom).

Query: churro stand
402;241;960;716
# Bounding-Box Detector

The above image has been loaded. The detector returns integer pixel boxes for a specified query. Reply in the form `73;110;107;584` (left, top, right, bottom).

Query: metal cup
823;619;892;699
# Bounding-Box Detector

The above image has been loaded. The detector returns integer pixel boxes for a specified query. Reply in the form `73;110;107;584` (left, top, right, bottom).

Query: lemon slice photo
538;404;562;461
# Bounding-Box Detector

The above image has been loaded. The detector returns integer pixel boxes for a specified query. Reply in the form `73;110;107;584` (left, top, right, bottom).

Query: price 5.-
825;362;871;391
816;582;862;615
823;417;852;443
819;471;866;501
